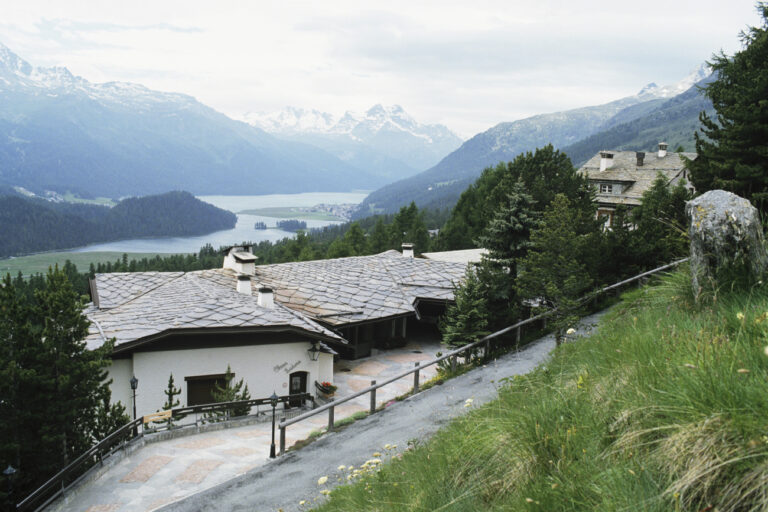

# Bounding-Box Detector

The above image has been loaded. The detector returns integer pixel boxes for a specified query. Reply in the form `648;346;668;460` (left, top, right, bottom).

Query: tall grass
313;266;768;511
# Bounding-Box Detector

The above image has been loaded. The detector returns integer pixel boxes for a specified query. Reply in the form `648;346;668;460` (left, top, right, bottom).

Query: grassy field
314;267;768;511
61;192;116;206
0;251;182;276
238;206;342;221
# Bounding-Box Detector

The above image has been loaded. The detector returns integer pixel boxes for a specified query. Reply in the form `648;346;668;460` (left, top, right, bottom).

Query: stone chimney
636;152;645;167
599;151;614;172
236;275;252;295
223;245;257;275
257;287;274;308
401;243;414;258
658;142;668;159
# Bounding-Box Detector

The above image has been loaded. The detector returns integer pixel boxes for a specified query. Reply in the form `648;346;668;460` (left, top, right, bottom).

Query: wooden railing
16;393;312;511
278;258;689;455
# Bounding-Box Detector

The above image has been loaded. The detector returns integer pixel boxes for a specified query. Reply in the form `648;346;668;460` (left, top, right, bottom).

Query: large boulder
686;190;768;296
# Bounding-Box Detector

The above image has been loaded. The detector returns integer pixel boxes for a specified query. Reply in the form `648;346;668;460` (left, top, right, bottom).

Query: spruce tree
211;365;251;418
517;195;593;346
687;4;768;212
160;373;182;427
475;180;540;325
440;266;490;351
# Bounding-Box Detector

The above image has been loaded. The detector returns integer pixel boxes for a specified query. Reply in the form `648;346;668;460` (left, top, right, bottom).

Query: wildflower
526;498;534;503
299;501;306;506
464;398;474;408
764;345;768;356
737;312;745;321
320;489;330;496
317;476;328;485
551;483;559;489
684;363;697;369
337;465;346;471
384;444;392;450
566;328;576;335
737;368;750;374
372;451;381;457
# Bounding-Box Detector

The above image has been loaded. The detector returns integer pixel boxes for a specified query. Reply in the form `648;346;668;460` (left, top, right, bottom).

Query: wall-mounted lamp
307;341;320;361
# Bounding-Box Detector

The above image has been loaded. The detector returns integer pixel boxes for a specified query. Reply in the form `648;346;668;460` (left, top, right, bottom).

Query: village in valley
2;2;768;512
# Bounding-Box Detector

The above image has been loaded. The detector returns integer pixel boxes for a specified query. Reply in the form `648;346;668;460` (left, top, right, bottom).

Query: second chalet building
578;142;696;227
86;245;467;417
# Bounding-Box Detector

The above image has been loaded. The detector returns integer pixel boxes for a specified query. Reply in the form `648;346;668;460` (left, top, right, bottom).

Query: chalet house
578;142;696;227
86;245;467;418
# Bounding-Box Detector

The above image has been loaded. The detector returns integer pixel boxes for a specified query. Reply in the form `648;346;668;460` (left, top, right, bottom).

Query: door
288;371;307;408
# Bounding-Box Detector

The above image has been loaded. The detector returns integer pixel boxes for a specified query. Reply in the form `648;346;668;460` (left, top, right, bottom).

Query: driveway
158;310;606;512
49;331;446;512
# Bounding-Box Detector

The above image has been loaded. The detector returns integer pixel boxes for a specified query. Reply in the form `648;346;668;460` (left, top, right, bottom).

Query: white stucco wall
109;358;133;413
108;341;330;418
318;352;334;385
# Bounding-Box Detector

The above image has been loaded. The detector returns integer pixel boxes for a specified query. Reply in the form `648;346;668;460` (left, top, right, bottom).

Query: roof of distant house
578;150;696;207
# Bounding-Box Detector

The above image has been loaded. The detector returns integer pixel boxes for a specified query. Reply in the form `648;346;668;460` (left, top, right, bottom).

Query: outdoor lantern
3;465;16;478
307;341;320;361
130;375;139;390
269;391;279;458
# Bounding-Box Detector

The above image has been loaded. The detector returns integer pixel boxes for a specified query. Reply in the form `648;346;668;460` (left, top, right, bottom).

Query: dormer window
599;183;613;194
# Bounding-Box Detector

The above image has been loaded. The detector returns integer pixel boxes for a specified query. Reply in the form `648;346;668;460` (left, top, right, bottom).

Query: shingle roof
578;151;696;207
88;251;468;349
86;271;341;350
254;250;468;326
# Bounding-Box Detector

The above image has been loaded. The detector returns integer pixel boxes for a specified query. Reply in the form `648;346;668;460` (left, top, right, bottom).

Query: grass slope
315;267;768;511
0;251;180;276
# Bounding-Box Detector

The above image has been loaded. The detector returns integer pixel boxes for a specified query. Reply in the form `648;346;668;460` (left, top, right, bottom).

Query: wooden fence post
413;362;420;393
451;355;457;373
279;426;286;455
328;403;335;431
370;381;377;414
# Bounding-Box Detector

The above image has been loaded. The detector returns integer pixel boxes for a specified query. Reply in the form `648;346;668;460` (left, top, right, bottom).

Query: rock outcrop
686;190;768;297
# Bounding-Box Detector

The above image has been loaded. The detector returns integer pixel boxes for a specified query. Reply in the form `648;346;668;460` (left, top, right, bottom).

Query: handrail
279;258;689;436
17;392;311;511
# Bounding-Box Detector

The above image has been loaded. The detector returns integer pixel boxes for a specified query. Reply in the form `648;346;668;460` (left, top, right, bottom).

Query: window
185;373;228;406
599;183;613;194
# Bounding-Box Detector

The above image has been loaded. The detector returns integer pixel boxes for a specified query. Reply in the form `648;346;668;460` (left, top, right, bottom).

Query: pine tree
440;266;490;351
687;4;768;212
343;223;368;255
517;195;593;346
211;365;252;418
160;374;183;427
475;180;540;325
369;218;390;253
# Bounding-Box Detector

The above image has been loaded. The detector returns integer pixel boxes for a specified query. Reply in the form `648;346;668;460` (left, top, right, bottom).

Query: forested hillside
0;191;235;257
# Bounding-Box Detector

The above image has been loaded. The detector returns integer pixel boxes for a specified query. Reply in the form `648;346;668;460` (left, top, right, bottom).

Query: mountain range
355;65;713;217
0;44;428;198
242;104;463;181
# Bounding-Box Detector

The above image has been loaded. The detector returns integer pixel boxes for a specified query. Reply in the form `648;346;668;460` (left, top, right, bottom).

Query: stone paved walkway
50;334;444;512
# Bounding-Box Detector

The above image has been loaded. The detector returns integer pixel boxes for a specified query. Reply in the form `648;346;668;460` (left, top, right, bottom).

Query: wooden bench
142;410;172;424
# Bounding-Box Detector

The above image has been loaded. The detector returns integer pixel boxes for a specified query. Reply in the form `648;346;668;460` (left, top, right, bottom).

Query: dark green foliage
0;268;125;506
160;374;183;428
0;191;236;257
687;4;768;213
475;180;540;325
439;145;589;250
517;195;593;345
211;365;252;418
440;266;490;349
276;219;307;232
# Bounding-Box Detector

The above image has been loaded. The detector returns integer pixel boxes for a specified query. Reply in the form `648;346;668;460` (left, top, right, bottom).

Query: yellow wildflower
337;465;346;471
372;451;381;457
566;328;576;335
317;476;328;485
737;312;745;321
320;489;330;496
299;501;306;506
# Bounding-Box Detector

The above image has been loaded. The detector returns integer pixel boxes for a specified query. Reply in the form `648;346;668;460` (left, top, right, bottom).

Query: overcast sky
0;1;762;137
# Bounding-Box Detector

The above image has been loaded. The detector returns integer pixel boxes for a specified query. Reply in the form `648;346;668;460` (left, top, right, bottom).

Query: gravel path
160;310;607;512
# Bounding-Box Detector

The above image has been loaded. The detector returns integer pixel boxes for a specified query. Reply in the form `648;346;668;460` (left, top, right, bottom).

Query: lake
70;191;368;254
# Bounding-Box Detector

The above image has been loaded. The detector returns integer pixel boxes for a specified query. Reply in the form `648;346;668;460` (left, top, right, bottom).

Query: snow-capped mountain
357;65;713;216
636;63;712;99
242;104;464;178
0;43;387;197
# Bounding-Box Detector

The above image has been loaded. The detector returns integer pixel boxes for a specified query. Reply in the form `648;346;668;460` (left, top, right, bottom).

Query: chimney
257;287;274;308
236;275;252;295
599;151;614;172
401;243;414;258
636;152;645;167
658;142;668;158
223;245;257;275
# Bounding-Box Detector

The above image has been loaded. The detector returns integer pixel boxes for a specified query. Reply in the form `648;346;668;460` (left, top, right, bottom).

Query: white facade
109;340;334;418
